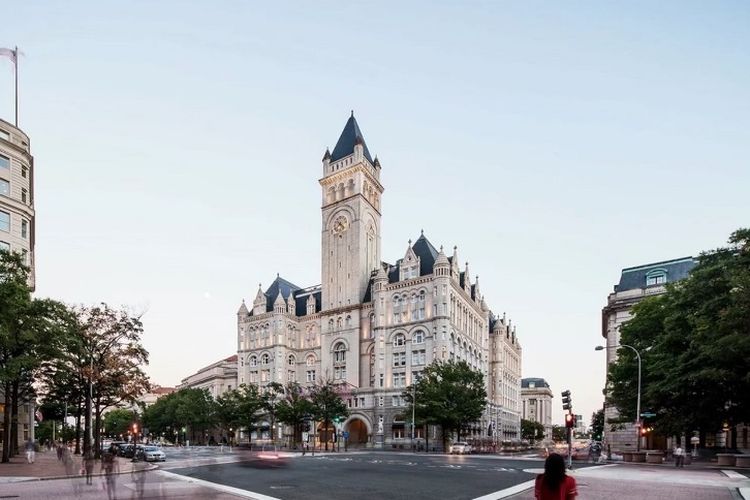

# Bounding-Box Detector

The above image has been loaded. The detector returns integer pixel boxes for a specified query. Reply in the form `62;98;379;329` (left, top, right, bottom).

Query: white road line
739;486;750;500
721;470;747;479
471;479;536;500
154;470;281;500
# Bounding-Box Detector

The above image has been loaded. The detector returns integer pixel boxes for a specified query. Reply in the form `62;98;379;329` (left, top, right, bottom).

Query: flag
0;47;17;65
35;409;43;422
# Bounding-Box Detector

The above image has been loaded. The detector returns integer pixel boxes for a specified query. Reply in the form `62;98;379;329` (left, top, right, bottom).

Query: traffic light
561;390;572;411
565;413;575;428
132;423;138;434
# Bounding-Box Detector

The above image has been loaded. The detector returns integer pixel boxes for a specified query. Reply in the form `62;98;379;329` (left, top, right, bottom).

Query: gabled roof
411;233;439;276
330;113;374;163
614;257;696;292
264;276;302;311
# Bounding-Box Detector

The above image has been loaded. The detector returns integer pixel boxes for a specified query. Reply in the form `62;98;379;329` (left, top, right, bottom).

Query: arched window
288;354;296;366
261;353;270;365
394;333;406;347
393;296;401;324
416;291;426;320
333;342;347;380
645;269;667;286
413;330;424;344
306;355;316;367
328;319;334;331
248;355;258;367
345;315;352;327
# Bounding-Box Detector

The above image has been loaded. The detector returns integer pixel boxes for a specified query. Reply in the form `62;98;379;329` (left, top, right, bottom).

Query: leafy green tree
521;419;545;445
607;228;750;446
1;251;71;461
309;379;348;451
103;409;136;438
551;425;566;443
404;360;486;450
275;382;313;447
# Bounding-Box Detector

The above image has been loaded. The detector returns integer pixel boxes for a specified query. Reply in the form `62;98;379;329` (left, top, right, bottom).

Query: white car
141;445;166;462
449;442;472;454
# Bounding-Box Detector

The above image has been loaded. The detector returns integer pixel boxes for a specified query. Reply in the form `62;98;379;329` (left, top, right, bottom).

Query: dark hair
542;453;567;490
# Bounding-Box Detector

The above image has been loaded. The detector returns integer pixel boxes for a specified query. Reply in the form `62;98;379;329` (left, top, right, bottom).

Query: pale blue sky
2;1;748;424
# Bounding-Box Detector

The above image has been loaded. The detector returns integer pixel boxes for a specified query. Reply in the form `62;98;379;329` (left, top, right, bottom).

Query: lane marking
471;479;536;500
155;470;281;500
722;470;747;480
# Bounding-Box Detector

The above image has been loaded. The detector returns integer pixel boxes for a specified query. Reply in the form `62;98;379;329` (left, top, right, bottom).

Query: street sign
640;412;656;418
302;432;309;442
690;436;699;444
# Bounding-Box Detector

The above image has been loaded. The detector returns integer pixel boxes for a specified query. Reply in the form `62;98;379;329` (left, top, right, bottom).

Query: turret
451;246;460;282
306;294;316;315
287;291;296;316
237;299;249;316
433;246;450;276
273;290;286;314
252;284;266;315
373;265;388;292
464;262;471;293
322;148;331;174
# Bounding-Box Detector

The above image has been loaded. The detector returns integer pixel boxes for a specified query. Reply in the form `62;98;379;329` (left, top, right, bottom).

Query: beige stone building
601;257;696;452
0;118;36;449
177;355;238;400
0;118;34;286
521;378;553;443
235;114;523;448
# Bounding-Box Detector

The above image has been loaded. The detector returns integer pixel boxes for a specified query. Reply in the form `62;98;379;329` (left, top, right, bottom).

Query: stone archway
344;416;371;445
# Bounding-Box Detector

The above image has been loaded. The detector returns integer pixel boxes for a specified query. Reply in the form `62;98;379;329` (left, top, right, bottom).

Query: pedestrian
83;449;95;485
674;445;684;468
24;439;35;464
534;453;577;500
56;441;64;461
131;458;148;499
101;445;119;500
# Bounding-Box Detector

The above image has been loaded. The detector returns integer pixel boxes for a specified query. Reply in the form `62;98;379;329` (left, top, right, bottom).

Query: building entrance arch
344;415;371;445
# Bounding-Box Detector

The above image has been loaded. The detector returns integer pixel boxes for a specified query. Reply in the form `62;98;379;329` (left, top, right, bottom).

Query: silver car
449;442;472;454
141;445;166;462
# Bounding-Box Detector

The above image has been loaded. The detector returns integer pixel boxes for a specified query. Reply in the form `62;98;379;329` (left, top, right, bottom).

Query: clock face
333;216;348;235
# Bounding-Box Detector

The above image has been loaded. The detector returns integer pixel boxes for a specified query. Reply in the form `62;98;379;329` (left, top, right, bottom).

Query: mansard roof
330;113;374;163
264;275;302;311
521;377;551;389
614;256;696;292
293;286;322;316
411;233;439;276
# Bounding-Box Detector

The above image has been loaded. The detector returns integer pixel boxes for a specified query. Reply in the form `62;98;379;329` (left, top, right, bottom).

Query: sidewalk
510;464;750;499
0;449;155;483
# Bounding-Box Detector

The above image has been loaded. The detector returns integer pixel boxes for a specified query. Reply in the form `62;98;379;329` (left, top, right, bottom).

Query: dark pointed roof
411;233;439;276
330;114;374;163
264;276;302;311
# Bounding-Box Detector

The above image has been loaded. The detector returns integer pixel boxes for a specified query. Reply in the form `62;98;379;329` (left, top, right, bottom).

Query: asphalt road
170;451;595;500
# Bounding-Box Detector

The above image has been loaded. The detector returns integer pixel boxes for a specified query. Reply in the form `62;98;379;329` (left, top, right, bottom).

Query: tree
1;251;71;462
551;425;566;443
590;409;604;442
607;228;750;446
309;380;348;451
143;388;217;445
103;409;137;438
275;383;313;448
404;360;486;451
521;419;545;445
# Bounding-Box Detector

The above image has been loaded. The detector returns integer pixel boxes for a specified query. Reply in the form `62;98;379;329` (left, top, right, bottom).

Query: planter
735;455;750;468
632;451;647;463
716;453;736;466
623;452;633;462
646;451;664;464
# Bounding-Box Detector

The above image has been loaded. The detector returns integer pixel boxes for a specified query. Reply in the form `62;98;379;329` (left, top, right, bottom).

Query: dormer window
645;269;667;286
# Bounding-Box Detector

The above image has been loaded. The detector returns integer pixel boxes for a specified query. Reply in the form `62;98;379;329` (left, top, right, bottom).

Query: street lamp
595;344;643;451
411;384;416;451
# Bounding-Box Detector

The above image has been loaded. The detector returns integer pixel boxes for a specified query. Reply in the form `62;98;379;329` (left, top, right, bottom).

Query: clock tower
320;113;383;311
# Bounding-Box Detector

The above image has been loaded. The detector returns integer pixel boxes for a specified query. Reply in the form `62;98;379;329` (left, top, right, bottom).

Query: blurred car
139;445;166;462
118;444;136;458
449;442;472;454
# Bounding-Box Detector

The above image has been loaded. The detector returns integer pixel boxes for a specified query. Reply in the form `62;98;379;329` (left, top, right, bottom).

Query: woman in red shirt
535;453;577;499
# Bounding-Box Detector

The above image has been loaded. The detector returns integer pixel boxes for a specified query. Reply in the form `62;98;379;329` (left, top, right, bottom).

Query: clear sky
2;1;748;426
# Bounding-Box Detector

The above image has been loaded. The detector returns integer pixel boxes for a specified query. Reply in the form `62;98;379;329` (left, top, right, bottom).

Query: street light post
595;344;642;452
411;384;416;451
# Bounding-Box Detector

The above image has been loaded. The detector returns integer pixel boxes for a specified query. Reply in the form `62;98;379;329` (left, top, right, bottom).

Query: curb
9;462;159;483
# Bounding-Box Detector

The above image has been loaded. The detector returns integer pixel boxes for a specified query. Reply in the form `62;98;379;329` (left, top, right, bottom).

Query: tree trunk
94;402;102;459
74;395;81;455
2;382;12;463
83;381;91;455
324;419;329;451
10;379;19;456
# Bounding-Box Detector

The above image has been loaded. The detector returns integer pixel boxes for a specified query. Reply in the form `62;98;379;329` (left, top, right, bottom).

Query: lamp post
411;384;416;451
595;344;642;451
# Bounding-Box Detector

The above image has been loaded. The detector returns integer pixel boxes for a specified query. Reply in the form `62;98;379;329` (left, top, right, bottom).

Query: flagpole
14;46;18;126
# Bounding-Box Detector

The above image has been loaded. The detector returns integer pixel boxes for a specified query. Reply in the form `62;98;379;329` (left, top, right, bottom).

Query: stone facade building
521;378;553;443
235;114;522;448
601;257;696;452
177;355;238;400
0;118;36;449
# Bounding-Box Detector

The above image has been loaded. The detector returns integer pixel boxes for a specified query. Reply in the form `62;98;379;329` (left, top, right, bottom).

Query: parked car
139;445;166;462
449;442;472;454
118;444;136;458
